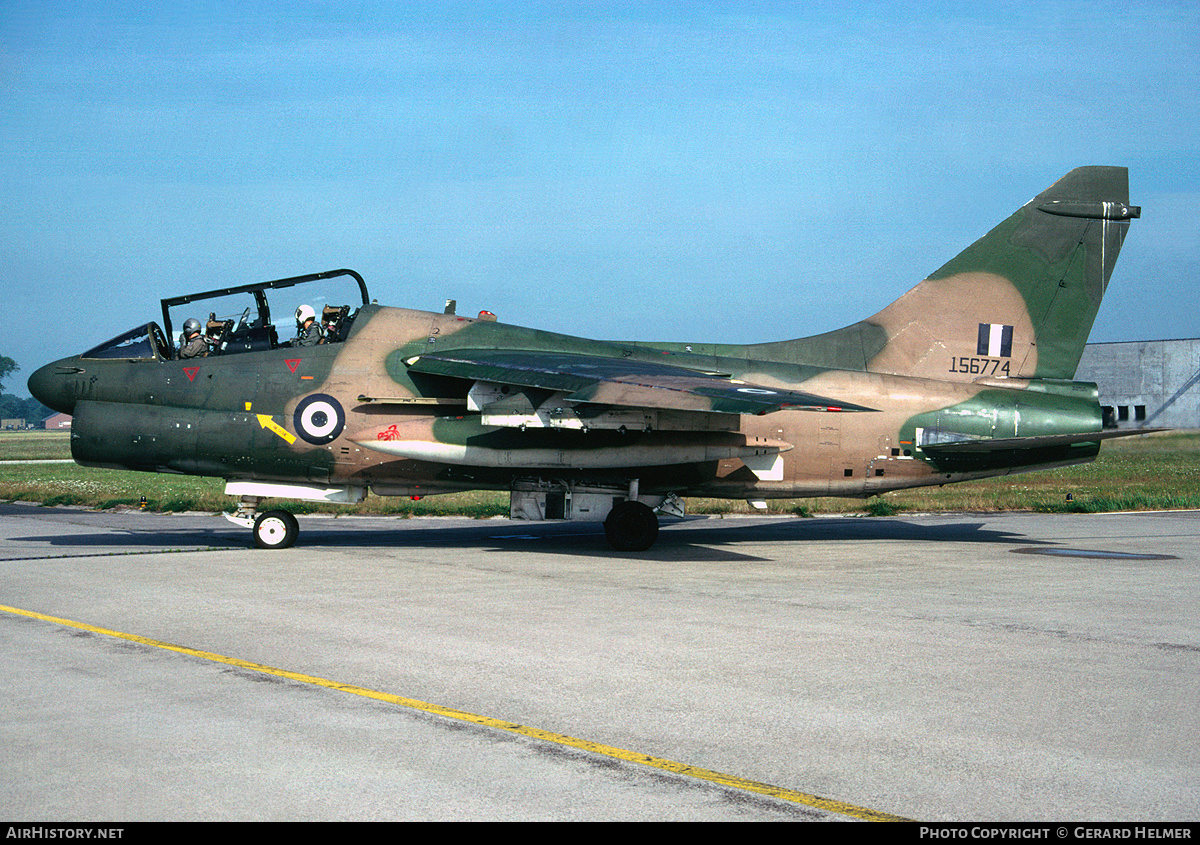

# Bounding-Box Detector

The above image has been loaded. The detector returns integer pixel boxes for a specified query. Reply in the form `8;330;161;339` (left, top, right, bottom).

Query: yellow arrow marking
257;414;296;444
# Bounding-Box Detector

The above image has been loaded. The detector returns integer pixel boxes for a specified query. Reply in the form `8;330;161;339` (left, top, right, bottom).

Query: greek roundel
293;394;345;445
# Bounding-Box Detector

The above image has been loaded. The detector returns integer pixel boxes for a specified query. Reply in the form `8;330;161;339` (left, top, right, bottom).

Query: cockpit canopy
82;269;369;361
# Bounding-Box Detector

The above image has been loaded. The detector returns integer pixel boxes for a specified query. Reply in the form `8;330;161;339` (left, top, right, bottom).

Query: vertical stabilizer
752;167;1138;381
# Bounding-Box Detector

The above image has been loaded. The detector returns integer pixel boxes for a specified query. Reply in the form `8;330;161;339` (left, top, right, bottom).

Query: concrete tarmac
0;503;1197;821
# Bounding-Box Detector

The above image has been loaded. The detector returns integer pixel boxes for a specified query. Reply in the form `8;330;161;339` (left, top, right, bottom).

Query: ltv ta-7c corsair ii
30;166;1147;551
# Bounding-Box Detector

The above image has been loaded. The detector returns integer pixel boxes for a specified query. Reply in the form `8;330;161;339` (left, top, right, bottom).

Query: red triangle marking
183;367;199;382
285;359;300;373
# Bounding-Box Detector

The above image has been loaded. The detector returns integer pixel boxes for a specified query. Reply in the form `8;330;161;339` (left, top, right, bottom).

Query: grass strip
3;431;1197;517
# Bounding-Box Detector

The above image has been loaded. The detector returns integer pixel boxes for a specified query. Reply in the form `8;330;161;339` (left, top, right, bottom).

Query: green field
2;429;1198;517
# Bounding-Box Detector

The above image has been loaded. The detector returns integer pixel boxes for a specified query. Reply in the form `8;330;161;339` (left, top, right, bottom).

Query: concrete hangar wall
1076;338;1200;430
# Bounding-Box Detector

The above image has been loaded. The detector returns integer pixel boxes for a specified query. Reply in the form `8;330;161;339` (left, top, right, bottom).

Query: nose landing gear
252;510;299;549
223;495;300;550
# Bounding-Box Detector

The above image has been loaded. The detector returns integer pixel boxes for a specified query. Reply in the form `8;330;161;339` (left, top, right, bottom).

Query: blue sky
2;1;1198;390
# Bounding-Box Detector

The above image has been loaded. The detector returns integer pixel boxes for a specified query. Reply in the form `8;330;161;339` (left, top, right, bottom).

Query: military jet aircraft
29;166;1145;551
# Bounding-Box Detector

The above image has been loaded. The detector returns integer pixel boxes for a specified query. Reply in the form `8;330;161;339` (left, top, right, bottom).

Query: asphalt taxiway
1;503;1197;821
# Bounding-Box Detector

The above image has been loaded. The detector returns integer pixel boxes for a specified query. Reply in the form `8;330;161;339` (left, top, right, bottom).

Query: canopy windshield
82;323;169;360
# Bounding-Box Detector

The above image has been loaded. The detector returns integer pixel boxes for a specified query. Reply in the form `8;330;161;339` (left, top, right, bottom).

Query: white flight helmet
295;304;316;324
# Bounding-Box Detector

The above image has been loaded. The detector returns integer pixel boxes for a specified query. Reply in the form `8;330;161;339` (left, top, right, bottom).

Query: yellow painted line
1;603;910;822
256;414;296;444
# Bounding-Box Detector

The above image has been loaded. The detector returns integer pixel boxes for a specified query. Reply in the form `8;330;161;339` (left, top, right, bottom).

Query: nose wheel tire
253;510;299;549
604;501;659;552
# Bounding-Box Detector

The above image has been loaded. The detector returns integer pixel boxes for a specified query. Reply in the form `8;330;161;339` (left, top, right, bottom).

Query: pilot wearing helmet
179;318;210;359
293;304;322;347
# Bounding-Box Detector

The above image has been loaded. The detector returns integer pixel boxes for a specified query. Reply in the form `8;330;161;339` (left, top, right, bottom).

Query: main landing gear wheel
604;500;659;552
253;510;299;549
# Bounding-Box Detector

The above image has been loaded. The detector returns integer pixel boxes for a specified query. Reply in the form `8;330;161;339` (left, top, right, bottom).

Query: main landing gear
603;500;659;552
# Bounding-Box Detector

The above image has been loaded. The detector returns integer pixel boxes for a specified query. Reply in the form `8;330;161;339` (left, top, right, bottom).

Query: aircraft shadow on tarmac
73;516;1051;563
3;504;1049;564
435;516;1049;563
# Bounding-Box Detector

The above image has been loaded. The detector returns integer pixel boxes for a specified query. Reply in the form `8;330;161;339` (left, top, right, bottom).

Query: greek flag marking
977;323;1013;358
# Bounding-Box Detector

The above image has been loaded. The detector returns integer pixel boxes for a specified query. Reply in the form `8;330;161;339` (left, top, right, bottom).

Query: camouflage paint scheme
29;167;1141;549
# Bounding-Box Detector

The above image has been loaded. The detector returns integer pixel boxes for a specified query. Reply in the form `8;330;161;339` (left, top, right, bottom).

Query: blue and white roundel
294;394;345;445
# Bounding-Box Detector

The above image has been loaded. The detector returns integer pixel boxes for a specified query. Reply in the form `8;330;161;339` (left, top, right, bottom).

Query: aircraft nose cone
28;359;80;415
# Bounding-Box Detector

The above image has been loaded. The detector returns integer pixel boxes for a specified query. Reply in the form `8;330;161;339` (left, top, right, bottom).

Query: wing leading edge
403;349;877;416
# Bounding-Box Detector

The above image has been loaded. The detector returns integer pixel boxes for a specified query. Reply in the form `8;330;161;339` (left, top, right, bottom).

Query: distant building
1076;339;1200;430
43;412;72;430
2;418;25;430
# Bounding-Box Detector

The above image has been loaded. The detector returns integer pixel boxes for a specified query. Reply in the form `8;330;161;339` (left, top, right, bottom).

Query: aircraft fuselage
31;301;1104;507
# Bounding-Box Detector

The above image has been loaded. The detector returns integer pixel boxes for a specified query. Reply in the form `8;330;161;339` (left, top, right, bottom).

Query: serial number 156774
949;357;1011;376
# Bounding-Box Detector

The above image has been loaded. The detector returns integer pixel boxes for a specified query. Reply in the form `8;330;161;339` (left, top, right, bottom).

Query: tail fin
753;167;1138;381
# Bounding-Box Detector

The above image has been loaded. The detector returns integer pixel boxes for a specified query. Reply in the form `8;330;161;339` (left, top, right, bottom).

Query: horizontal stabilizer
406;349;876;415
921;428;1167;454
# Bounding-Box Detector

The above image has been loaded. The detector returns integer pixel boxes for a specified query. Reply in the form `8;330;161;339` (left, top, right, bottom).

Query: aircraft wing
404;349;876;415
